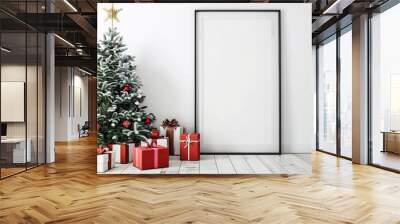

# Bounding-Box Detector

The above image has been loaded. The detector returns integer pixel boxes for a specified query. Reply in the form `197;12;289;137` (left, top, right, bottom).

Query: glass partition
339;28;352;158
27;31;38;169
317;36;337;154
1;31;28;177
0;1;46;179
370;3;400;171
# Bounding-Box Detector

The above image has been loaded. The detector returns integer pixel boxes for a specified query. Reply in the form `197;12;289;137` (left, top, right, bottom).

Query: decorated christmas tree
97;27;155;147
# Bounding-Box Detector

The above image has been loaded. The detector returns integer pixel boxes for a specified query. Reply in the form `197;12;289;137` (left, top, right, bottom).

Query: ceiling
0;0;394;75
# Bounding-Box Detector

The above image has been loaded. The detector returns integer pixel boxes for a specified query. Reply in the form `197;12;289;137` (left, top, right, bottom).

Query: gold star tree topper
104;4;122;27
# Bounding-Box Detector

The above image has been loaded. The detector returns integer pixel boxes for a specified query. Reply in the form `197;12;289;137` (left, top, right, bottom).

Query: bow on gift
161;119;179;128
181;134;199;160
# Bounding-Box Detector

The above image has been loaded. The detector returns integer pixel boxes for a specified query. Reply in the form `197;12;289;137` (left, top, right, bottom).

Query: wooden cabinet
382;132;400;154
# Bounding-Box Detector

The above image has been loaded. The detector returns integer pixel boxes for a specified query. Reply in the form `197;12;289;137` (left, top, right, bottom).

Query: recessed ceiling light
78;67;92;76
322;0;354;15
63;0;78;12
54;34;75;48
1;47;11;53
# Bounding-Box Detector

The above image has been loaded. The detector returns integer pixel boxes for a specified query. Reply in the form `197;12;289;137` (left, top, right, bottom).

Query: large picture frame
195;10;282;154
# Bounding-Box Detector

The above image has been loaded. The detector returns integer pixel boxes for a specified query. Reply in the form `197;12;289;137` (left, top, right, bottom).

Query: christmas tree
97;27;155;147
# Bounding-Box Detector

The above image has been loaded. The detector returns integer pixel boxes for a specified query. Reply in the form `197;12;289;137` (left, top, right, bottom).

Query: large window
318;36;337;154
370;3;400;171
340;29;352;158
317;26;353;159
0;2;46;179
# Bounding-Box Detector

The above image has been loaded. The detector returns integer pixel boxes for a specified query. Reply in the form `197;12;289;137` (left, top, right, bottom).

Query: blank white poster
196;11;280;153
1;82;25;122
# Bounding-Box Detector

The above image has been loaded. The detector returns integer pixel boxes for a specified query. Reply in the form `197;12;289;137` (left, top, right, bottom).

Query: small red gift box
113;144;129;164
180;133;200;161
104;150;116;169
133;144;169;170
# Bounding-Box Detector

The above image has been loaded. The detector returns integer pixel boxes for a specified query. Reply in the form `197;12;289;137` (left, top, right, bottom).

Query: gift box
160;119;184;155
180;133;200;161
112;143;129;164
97;154;109;173
133;145;169;170
141;137;169;149
128;143;135;163
105;150;116;169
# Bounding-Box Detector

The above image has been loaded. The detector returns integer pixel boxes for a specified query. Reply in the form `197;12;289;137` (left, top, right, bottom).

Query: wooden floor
105;154;311;175
1;136;400;223
372;151;400;171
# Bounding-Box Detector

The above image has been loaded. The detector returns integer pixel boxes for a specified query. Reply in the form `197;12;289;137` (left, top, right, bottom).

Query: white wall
55;67;89;141
98;3;314;153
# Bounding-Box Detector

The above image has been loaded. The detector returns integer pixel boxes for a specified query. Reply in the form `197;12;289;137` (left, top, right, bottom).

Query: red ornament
122;120;131;128
150;128;160;139
123;84;130;92
145;117;152;125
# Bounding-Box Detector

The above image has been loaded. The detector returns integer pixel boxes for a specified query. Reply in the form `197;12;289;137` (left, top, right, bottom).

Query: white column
352;14;369;164
46;32;55;163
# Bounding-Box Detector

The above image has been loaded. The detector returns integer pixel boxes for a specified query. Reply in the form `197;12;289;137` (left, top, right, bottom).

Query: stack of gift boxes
96;119;201;173
96;147;116;173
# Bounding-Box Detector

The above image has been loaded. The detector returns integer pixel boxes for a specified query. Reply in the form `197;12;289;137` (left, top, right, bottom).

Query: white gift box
97;162;108;173
160;126;183;155
97;154;108;163
104;150;116;168
112;144;121;163
97;154;109;173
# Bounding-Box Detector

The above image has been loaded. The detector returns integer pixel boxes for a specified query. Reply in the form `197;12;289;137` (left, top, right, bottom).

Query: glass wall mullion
0;29;2;179
316;45;319;151
336;31;341;157
25;1;28;171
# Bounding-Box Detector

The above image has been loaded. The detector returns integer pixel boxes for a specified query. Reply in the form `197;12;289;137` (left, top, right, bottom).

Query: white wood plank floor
100;154;311;175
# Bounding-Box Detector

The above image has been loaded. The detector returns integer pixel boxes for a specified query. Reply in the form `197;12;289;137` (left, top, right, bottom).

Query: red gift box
120;144;129;164
104;151;115;169
113;143;129;164
180;133;200;161
133;145;169;170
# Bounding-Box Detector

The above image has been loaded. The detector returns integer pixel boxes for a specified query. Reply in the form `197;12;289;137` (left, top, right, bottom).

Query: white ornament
135;101;139;105
111;123;116;128
137;118;141;122
138;94;142;98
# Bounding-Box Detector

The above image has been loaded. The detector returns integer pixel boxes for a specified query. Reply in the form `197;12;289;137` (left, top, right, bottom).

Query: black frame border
194;9;282;155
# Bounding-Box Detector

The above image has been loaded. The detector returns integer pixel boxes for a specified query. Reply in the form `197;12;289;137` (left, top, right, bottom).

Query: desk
382;131;400;155
1;138;32;163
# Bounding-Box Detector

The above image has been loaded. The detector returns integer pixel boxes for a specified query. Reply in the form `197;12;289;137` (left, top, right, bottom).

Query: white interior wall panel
97;3;313;153
196;11;280;153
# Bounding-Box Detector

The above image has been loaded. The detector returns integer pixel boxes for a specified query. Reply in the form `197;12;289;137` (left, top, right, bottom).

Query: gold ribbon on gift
161;119;179;128
180;134;199;160
161;119;180;155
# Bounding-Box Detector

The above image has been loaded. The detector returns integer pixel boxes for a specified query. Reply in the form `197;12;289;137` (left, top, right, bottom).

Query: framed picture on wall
195;10;281;154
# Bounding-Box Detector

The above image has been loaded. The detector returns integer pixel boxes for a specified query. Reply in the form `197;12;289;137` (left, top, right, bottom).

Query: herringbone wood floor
1;136;400;224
